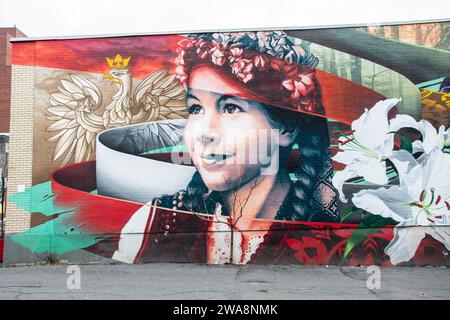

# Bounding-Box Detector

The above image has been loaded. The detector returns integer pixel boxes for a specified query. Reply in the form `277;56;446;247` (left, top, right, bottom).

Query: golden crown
106;54;131;69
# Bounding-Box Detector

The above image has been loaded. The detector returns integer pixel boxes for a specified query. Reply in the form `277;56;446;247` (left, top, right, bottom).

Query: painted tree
436;23;449;50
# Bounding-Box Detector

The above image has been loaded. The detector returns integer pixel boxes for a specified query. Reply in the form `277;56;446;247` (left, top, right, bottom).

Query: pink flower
282;72;316;101
228;47;243;63
195;39;211;60
254;54;269;71
210;42;227;66
296;96;317;112
175;49;186;66
231;59;254;83
177;38;196;49
270;59;284;72
175;65;187;88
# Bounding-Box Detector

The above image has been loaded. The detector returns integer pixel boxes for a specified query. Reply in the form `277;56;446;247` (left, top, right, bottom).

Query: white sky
0;0;448;38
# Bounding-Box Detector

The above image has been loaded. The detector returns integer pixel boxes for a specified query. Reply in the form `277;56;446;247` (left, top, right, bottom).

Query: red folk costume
110;193;394;265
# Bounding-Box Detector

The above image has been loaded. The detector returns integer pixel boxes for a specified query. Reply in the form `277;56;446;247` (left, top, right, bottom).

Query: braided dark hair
278;114;339;222
257;94;339;222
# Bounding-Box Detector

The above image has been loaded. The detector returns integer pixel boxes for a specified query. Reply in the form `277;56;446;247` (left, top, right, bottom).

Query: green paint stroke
9;181;106;255
140;144;187;155
9;181;75;216
416;77;445;91
11;212;106;254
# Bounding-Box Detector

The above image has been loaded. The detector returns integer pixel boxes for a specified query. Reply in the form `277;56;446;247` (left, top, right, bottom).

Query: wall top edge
10;18;450;43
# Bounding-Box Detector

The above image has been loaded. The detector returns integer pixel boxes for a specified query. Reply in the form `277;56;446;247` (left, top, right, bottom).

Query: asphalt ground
0;263;449;300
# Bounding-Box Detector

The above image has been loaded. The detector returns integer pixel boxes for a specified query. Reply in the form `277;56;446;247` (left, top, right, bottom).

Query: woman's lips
199;152;235;166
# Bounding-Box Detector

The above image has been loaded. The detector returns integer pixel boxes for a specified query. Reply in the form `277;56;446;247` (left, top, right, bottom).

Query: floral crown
175;31;324;114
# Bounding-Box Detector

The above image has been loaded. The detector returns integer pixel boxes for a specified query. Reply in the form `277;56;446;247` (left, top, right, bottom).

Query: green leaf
444;136;450;148
342;228;380;261
342;214;396;262
387;131;413;153
399;135;413;153
340;206;357;223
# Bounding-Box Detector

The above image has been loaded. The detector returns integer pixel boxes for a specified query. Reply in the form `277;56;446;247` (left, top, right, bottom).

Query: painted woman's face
184;66;285;192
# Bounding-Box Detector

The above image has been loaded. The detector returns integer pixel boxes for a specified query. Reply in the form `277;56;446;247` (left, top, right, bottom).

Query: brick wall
4;65;35;234
0;28;26;133
0;32;12;134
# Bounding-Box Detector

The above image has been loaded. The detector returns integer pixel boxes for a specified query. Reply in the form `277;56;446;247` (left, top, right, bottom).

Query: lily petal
385;224;426;265
421;149;450;199
332;158;389;203
332;168;357;203
422;121;445;154
427;226;450;251
388;150;418;186
332;148;366;166
357;158;389;186
390;116;446;154
352;186;414;222
412;140;424;154
389;113;420;132
352;98;400;151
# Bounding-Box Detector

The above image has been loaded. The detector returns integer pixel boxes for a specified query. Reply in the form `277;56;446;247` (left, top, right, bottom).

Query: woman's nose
200;134;216;144
198;112;221;145
199;127;221;145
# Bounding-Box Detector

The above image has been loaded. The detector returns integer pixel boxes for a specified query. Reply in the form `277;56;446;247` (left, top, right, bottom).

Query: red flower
282;72;316;101
286;237;331;265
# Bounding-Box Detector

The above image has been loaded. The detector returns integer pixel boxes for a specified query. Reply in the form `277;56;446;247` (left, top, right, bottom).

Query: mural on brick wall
6;22;450;266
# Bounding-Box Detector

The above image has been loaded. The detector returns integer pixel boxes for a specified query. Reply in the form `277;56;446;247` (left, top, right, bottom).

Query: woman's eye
188;104;203;115
222;103;241;114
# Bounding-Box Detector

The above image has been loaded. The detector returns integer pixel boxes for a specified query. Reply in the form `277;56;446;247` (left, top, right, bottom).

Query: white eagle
46;54;188;166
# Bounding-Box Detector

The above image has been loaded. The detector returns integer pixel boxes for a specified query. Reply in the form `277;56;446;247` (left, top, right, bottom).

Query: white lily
352;148;450;265
389;115;450;155
332;98;401;202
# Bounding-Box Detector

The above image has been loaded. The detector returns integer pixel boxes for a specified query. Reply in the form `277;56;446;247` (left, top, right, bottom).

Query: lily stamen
435;195;442;205
332;127;377;157
333;127;354;139
428;188;436;207
413;188;448;221
420;189;426;202
340;138;354;145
